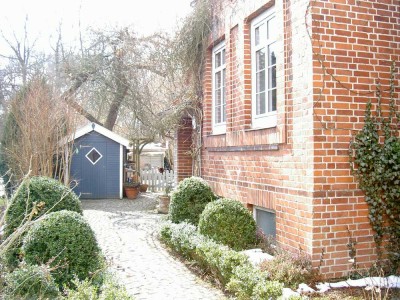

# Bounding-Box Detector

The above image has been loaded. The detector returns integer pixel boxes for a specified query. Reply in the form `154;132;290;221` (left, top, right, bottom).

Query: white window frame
251;8;277;129
212;41;227;134
85;147;103;165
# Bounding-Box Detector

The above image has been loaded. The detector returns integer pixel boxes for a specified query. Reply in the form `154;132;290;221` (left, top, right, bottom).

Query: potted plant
124;182;140;199
158;182;172;214
139;183;149;193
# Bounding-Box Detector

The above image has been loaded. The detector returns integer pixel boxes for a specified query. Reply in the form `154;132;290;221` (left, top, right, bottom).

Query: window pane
222;49;226;65
215;88;221;106
255;23;266;46
256;48;265;71
257;92;266;115
270;65;276;88
256;70;265;94
267;17;276;40
215;71;221;89
215;52;221;68
255;27;260;46
256;209;276;237
269;89;277;112
222;102;226;122
216;106;221;123
268;43;276;66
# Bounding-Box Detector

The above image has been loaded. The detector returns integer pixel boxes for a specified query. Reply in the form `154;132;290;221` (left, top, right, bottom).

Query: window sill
210;132;226;136
247;125;277;132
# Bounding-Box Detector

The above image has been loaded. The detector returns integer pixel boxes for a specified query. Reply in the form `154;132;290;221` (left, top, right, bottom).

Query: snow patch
316;276;400;293
240;248;274;266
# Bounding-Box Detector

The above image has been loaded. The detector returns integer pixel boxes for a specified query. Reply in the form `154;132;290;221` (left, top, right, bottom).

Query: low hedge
3;264;60;300
159;221;283;299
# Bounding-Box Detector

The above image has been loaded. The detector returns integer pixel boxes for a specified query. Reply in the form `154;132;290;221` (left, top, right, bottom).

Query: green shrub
195;240;249;285
65;275;133;300
259;249;315;290
4;176;82;237
160;221;250;288
226;264;262;300
23;210;103;287
226;264;283;300
168;176;215;225
252;280;283;300
160;221;205;258
98;275;132;300
4;264;60;300
198;198;256;250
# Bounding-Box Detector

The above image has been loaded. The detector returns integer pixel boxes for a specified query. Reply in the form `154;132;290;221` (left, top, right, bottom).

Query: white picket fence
140;169;175;192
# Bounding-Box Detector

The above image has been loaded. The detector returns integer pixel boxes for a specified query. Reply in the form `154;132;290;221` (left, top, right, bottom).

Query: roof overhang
68;123;130;147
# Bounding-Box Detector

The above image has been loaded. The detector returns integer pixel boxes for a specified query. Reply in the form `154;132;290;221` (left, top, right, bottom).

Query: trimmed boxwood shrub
195;240;249;286
160;221;250;287
4;264;60;300
159;221;283;298
168;176;216;225
227;264;283;300
198;198;257;250
4;176;82;237
22;210;102;287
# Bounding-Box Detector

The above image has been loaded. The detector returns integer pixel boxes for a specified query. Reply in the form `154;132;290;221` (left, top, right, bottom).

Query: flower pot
124;186;140;199
139;184;148;193
158;195;170;214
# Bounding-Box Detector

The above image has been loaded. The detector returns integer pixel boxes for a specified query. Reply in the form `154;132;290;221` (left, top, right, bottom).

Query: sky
0;0;192;55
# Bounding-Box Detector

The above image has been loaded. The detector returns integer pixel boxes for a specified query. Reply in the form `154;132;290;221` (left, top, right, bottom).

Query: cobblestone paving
82;194;226;300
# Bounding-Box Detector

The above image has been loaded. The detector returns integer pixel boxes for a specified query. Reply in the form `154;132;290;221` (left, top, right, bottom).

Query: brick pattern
202;0;316;258
175;0;399;278
174;118;193;182
311;0;399;277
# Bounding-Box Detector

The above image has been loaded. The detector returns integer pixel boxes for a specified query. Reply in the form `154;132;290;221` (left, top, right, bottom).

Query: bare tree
1;78;76;183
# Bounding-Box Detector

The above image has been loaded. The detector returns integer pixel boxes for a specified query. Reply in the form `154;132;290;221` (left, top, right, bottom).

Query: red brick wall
176;0;399;278
175;118;193;182
311;0;399;277
202;0;316;259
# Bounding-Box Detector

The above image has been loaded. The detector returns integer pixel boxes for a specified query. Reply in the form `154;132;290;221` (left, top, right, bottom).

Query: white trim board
70;123;130;147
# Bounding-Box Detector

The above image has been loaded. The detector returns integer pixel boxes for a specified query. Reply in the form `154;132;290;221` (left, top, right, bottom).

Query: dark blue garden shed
69;123;129;199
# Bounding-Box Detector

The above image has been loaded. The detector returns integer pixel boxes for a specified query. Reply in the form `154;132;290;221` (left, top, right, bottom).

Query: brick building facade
176;0;399;278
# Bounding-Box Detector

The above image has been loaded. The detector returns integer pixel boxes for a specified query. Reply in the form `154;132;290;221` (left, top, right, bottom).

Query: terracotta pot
124;186;140;199
139;184;148;193
158;195;170;214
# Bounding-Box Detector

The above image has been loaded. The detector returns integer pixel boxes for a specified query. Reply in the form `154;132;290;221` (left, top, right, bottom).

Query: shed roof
71;123;130;147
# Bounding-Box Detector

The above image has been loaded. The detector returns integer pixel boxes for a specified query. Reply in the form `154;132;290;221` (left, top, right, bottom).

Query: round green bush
22;210;102;287
169;176;216;225
4;176;82;237
198;198;257;250
4;264;60;300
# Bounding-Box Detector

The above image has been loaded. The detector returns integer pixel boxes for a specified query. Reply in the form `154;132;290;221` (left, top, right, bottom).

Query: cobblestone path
82;195;226;300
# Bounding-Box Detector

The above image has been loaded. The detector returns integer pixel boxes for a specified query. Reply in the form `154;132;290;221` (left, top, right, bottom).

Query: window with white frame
212;41;226;134
251;8;277;129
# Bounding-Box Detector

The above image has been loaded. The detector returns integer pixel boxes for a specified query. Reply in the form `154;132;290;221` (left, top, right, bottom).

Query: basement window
254;207;276;237
86;148;103;165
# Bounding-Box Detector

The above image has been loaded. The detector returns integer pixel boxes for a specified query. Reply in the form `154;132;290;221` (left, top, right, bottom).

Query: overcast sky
0;0;192;55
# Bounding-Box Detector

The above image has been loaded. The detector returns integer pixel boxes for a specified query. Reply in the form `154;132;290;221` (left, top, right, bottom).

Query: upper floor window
251;8;277;129
212;41;226;134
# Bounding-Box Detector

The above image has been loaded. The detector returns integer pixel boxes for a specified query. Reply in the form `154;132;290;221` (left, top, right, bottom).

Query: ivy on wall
349;61;399;274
